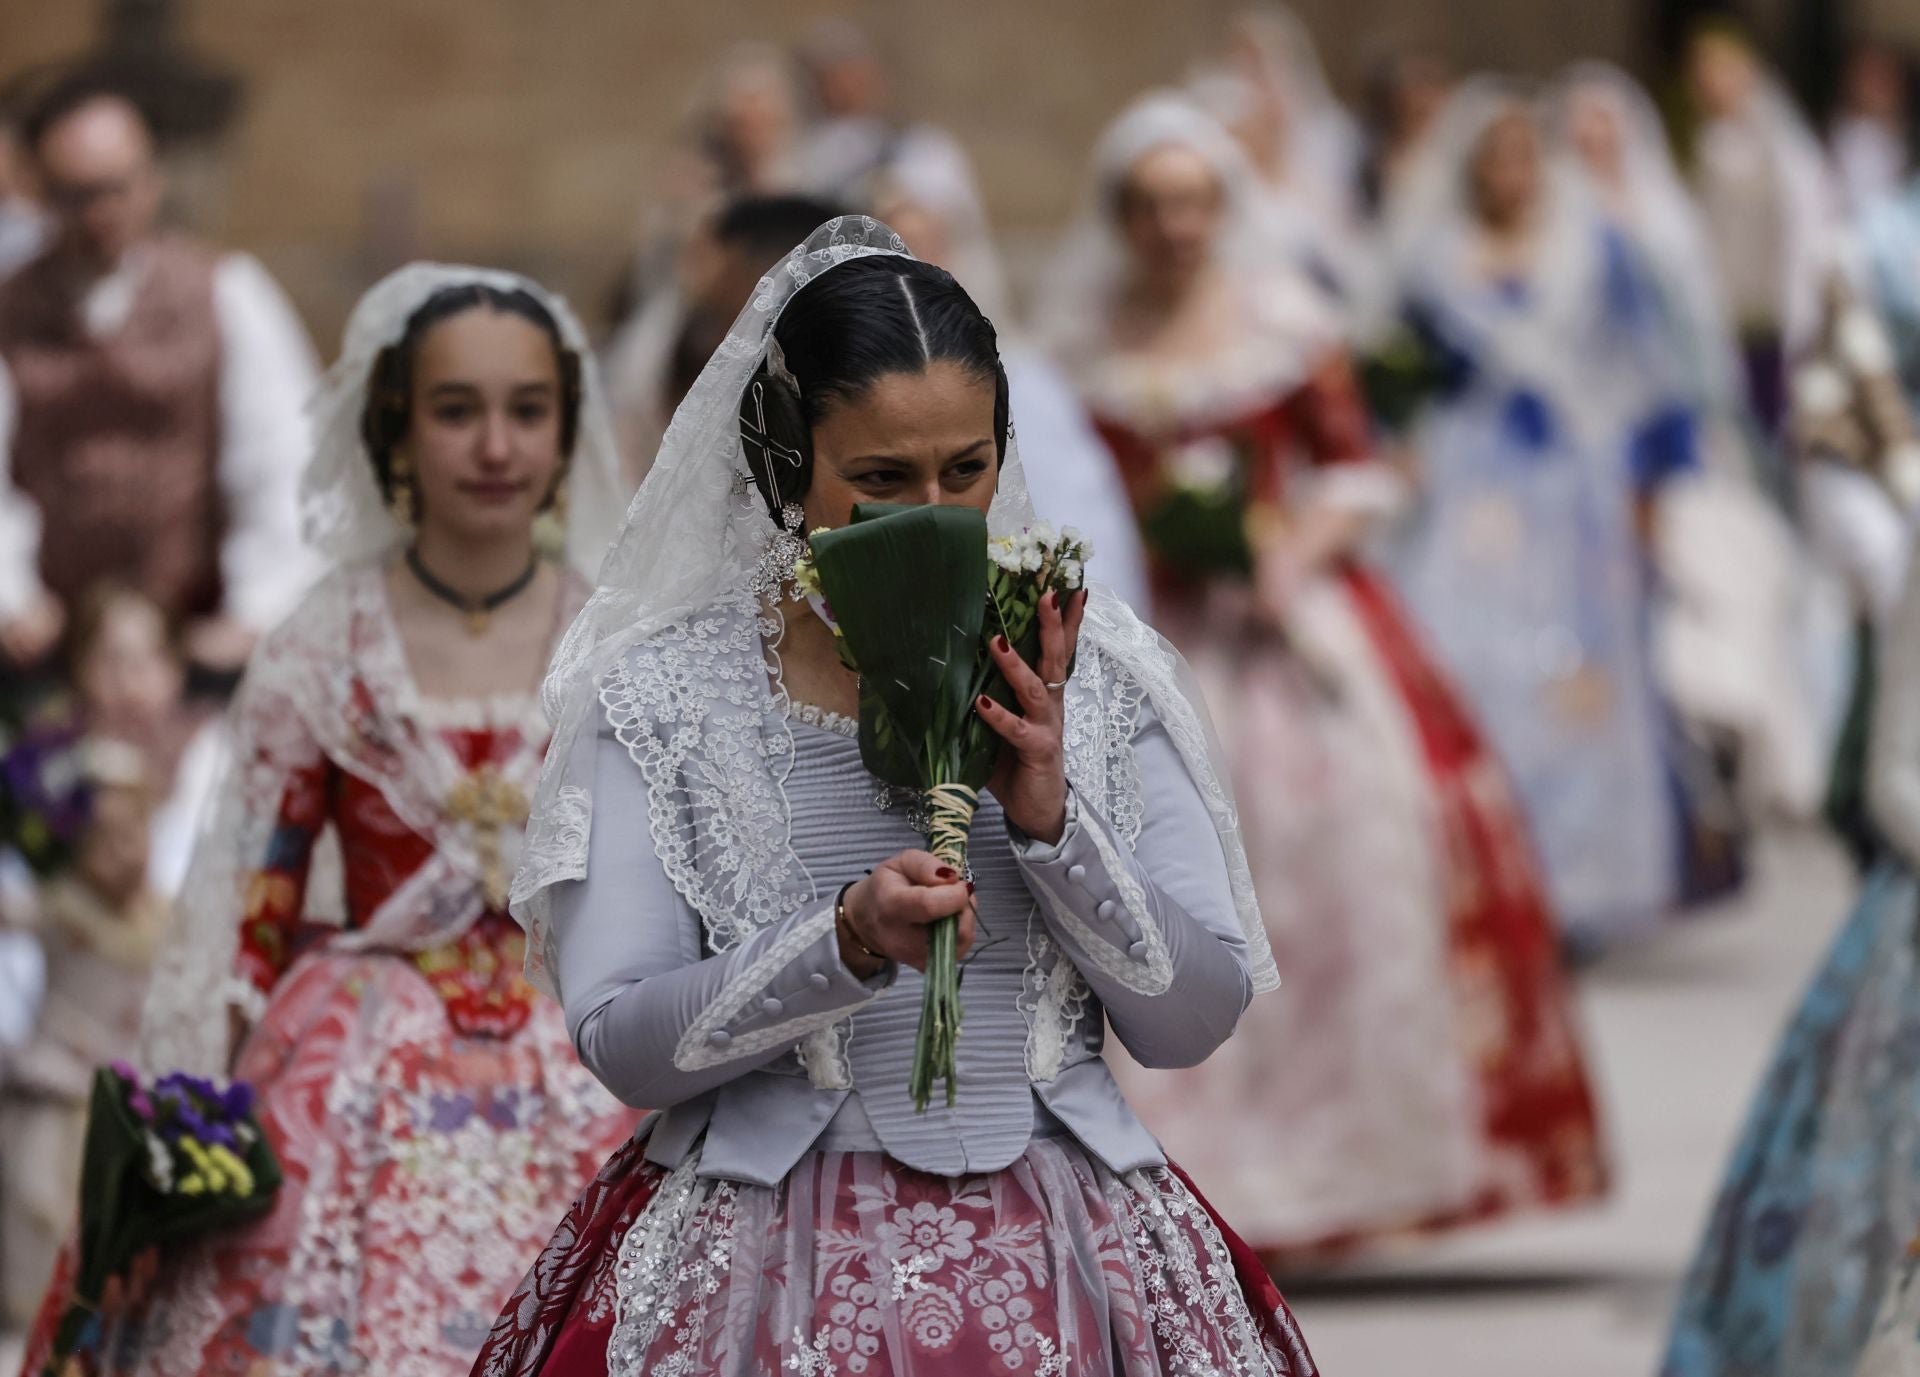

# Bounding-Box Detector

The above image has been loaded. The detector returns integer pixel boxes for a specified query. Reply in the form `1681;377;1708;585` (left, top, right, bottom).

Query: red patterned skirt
470;1126;1317;1377
19;949;636;1376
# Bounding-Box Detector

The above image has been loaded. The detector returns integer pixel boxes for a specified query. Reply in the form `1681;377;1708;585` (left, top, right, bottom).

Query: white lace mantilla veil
140;263;627;1077
1213;3;1363;219
301;262;627;576
1548;63;1747;409
512;215;1277;1018
1039;92;1268;373
1366;77;1633;442
1037;90;1343;406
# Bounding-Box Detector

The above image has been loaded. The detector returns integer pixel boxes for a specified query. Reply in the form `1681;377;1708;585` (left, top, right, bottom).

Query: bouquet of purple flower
41;1063;281;1372
0;720;95;880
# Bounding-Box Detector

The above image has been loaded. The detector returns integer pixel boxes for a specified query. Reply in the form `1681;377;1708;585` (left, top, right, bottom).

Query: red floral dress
1085;341;1609;1259
233;716;544;1040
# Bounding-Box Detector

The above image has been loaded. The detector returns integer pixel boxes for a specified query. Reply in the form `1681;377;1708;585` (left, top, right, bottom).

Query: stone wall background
0;0;1843;344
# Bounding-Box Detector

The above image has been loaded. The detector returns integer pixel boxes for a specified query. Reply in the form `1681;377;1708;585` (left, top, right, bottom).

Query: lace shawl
139;564;570;1076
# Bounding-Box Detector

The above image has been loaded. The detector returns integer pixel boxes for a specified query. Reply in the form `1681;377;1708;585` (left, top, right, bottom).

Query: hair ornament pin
765;335;801;393
742;366;807;482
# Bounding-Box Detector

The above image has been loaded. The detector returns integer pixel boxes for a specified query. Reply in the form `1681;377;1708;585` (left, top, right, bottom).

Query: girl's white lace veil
139;262;625;1078
514;215;1276;998
301;261;627;576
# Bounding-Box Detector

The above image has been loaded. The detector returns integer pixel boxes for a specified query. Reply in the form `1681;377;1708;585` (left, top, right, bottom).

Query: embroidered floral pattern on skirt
474;1130;1318;1377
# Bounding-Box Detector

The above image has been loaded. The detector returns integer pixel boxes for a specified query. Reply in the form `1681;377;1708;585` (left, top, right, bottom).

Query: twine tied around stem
925;781;979;870
910;779;978;1111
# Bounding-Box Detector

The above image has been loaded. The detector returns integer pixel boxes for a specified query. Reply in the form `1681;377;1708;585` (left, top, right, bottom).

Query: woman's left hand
979;589;1088;846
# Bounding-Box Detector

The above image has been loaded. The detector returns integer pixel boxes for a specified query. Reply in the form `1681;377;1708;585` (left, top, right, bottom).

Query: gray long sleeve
555;700;1251;1117
1013;709;1252;1068
552;722;892;1109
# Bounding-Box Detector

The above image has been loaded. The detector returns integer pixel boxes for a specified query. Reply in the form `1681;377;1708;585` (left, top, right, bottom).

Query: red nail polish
976;694;992;711
966;880;976;895
937;866;958;880
994;635;1010;653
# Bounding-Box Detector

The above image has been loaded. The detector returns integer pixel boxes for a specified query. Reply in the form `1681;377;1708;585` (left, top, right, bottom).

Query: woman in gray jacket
474;217;1316;1377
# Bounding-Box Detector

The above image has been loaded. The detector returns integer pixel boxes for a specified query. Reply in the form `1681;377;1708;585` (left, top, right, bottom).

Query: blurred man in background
0;78;318;681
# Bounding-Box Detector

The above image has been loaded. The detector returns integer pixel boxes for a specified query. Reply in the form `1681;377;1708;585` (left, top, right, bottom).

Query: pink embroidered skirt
471;1124;1318;1376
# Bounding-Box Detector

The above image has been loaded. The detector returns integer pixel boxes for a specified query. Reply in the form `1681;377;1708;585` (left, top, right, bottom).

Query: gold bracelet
836;878;886;964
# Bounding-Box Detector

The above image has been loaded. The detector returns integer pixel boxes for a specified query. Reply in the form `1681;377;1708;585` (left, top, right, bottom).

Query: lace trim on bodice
394;687;548;737
787;701;858;739
595;590;813;956
1069;273;1339;434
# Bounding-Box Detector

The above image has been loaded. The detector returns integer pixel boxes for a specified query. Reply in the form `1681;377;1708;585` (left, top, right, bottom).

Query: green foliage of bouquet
1356;309;1468;436
42;1064;281;1373
800;504;1090;1110
1135;436;1254;578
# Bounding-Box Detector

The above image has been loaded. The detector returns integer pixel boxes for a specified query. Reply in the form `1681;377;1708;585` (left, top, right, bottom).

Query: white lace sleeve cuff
670;899;892;1074
1014;788;1174;996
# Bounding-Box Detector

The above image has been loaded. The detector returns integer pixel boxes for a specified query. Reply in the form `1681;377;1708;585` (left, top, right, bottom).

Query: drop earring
389;453;420;528
740;359;809;603
750;500;807;602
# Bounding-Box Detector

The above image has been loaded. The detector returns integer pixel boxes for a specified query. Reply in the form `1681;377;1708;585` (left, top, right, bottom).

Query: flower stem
910;781;975;1112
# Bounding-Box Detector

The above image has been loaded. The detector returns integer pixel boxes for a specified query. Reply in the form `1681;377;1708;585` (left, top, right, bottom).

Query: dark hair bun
736;254;1009;523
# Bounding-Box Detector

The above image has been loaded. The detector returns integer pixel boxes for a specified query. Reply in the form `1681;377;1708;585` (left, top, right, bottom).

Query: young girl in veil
471;216;1318;1375
19;264;637;1375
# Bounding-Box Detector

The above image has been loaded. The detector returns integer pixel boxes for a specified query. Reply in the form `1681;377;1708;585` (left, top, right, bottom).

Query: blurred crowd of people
5;6;1920;1373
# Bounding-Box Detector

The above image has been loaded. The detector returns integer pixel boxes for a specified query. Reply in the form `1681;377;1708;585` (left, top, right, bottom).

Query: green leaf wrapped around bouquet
806;504;1089;1111
44;1065;282;1372
810;503;991;791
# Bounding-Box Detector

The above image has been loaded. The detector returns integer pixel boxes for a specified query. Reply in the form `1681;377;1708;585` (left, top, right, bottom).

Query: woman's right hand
839;850;977;976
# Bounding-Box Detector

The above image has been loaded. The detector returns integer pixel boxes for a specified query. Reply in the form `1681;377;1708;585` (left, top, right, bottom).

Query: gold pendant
465;608;491;637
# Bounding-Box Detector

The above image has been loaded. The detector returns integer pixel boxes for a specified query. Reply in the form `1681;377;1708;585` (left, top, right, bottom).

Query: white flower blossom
144;1130;175;1191
1167;437;1237;491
